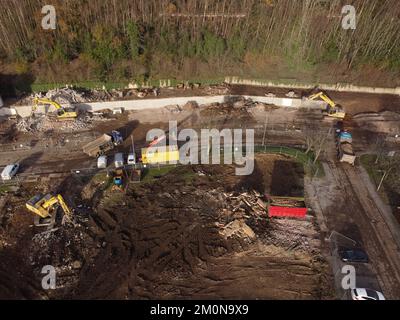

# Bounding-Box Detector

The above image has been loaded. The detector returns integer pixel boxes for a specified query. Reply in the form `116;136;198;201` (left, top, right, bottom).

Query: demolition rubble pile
16;86;161;106
204;84;230;95
215;188;319;254
16;115;94;133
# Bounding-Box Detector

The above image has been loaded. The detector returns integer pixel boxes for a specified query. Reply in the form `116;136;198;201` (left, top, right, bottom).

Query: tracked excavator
308;91;346;119
32;97;78;120
26;193;73;228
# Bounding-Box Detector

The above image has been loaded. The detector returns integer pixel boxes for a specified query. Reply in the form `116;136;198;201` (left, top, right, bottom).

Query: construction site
0;79;399;300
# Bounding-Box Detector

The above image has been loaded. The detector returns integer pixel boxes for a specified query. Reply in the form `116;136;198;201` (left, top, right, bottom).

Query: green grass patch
30;81;129;92
29;77;224;93
359;154;392;200
255;145;324;177
359;154;381;186
141;165;177;182
0;185;12;193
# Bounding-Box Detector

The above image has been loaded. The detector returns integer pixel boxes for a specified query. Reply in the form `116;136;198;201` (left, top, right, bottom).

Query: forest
0;0;399;86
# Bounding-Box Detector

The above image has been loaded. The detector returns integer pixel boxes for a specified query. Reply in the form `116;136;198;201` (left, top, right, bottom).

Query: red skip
268;206;307;218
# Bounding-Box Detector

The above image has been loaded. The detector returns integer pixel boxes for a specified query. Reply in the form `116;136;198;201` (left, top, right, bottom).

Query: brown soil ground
0;155;334;299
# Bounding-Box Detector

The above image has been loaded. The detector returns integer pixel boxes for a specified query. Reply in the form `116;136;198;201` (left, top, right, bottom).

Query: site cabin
141;145;180;165
267;196;307;219
337;141;356;165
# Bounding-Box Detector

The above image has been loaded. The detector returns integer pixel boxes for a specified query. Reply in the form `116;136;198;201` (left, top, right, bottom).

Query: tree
376;152;400;192
126;21;140;59
302;122;330;163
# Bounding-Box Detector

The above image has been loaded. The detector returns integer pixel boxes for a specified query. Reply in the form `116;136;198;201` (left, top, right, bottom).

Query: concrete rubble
16;114;95;133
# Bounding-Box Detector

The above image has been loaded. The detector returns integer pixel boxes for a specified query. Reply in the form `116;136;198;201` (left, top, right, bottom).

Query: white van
1;163;19;180
114;153;124;168
127;153;136;165
97;155;107;169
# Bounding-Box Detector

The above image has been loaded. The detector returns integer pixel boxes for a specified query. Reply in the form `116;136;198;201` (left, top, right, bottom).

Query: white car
351;288;385;300
1;163;19;180
127;153;136;165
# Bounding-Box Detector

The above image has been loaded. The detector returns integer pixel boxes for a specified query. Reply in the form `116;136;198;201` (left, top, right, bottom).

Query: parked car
1;163;19;180
339;248;369;263
351;288;385;300
127;153;136;165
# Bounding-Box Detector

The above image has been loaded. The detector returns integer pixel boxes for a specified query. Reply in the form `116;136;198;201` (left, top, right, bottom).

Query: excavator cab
33;97;78;120
307;91;346;119
26;193;72;228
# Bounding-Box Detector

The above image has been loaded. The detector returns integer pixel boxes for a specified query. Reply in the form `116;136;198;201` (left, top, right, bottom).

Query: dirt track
230;84;400;115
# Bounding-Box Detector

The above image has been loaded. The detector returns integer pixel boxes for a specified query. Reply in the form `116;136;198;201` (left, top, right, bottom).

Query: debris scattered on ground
204;84;230;95
16;115;95;133
286;91;298;98
220;219;256;242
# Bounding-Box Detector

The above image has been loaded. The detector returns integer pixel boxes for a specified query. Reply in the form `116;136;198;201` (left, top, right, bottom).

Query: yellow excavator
308;91;346;119
33;97;78;120
26;193;72;227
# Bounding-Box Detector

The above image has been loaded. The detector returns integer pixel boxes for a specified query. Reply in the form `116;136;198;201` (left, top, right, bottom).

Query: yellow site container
141;145;180;164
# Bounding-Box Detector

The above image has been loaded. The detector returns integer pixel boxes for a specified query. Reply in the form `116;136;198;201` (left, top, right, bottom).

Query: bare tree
377;152;400;192
302;122;330;163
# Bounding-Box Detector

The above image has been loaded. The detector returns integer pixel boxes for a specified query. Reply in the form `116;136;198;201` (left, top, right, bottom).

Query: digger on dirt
26;193;73;228
32;97;78;120
307;90;346;119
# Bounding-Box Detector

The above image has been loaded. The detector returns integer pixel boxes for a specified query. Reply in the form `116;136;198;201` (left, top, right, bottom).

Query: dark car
339;248;369;263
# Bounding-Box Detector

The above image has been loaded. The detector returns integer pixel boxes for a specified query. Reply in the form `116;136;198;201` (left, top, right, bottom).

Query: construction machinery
82;130;123;157
33;97;78;120
308;91;346;119
26;193;72;227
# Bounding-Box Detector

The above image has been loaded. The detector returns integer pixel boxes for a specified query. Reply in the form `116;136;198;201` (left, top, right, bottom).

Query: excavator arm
33;97;78;120
308;91;346;119
56;194;72;217
308;92;336;108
